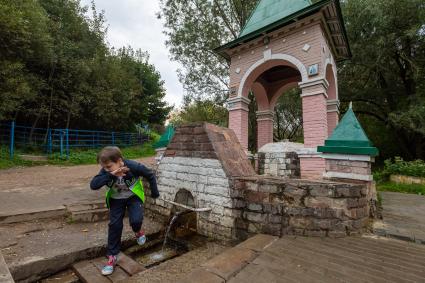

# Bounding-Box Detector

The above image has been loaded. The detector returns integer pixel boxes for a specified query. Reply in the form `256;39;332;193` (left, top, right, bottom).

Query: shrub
383;157;425;178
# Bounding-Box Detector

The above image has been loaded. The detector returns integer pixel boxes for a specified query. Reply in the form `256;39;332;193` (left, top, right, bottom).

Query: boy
90;146;159;275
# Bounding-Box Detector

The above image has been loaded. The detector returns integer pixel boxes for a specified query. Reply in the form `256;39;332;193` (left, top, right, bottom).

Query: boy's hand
110;166;129;177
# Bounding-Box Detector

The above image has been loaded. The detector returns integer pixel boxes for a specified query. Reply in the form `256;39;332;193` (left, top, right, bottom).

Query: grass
377;181;425;196
0;142;156;169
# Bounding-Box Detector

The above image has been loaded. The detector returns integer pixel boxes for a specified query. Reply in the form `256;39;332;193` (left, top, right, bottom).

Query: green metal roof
317;107;379;156
239;0;312;37
153;125;175;149
215;0;351;61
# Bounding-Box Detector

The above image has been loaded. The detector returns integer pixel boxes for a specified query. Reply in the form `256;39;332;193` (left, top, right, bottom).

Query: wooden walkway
181;234;425;283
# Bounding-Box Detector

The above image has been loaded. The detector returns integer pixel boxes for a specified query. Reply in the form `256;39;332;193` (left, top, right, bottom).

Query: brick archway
216;0;351;179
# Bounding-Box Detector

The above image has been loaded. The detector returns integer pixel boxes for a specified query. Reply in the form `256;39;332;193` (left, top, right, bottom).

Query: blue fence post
60;131;63;158
96;132;100;147
9;121;15;159
47;128;52;155
65;128;69;160
112;132;115;145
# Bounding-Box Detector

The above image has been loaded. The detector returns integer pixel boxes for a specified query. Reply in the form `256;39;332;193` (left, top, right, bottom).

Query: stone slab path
374;191;425;244
73;253;145;282
0;216;162;283
0;157;155;223
181;234;425;283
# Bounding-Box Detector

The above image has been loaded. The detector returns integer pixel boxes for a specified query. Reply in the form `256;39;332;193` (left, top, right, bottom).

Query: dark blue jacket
90;159;159;198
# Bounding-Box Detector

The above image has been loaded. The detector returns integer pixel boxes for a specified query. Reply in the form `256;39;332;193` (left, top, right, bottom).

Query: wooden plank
92;258;129;282
117;253;145;275
72;260;110;283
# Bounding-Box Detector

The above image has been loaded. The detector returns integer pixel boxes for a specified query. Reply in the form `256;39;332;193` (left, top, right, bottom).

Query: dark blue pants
107;195;144;256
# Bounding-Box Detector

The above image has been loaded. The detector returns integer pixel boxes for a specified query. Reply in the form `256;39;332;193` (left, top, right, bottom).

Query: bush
383;157;425;178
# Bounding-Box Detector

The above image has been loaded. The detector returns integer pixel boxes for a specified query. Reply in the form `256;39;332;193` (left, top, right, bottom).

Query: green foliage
0;143;155;169
0;0;171;131
273;88;303;142
377;182;425;195
340;0;425;160
169;99;228;127
383;157;425;178
158;0;257;101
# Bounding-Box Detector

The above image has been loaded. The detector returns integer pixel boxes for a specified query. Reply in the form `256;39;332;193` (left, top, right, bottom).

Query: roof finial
349;101;353;109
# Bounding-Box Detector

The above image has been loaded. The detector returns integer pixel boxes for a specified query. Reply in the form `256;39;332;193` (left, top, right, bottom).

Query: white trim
297;147;322;158
321;153;374;162
324;57;338;100
300;90;328;98
263;49;272;60
227;96;251;104
298;77;329;89
237;53;308;97
323;171;373;181
256;110;274;117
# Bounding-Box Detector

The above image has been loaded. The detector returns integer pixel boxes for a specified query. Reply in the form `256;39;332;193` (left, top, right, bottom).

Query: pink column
327;99;339;136
256;110;274;150
227;96;250;151
298;79;329;179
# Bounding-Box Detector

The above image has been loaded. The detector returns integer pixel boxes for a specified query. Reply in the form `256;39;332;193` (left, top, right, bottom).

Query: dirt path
0;157;155;216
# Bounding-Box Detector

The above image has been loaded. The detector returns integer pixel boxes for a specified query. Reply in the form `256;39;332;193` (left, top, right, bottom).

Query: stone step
67;201;107;212
0;206;66;224
72;253;145;283
70;208;109;223
0;251;14;283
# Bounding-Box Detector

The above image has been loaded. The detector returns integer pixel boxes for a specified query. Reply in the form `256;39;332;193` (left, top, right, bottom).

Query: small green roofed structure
317;105;378;156
154;125;175;149
239;0;312;37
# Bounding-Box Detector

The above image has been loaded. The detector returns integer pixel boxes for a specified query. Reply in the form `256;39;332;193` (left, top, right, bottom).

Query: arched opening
272;87;303;143
244;61;302;151
325;63;338;136
170;189;197;238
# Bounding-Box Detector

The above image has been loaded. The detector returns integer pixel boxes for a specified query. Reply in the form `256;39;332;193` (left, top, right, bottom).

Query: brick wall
232;176;370;240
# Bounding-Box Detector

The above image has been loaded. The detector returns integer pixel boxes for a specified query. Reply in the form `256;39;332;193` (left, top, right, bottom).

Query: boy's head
97;146;124;172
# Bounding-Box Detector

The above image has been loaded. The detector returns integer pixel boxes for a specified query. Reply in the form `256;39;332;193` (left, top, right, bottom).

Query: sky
80;0;184;107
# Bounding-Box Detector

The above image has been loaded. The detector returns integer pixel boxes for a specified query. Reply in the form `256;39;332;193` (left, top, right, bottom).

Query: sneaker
101;255;117;275
136;230;146;245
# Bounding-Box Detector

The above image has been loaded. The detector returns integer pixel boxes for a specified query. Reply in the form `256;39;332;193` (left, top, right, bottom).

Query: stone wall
257;142;303;178
145;122;254;241
232;176;370;239
145;123;372;242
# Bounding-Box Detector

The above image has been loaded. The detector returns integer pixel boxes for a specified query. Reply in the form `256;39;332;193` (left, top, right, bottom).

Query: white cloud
80;0;184;107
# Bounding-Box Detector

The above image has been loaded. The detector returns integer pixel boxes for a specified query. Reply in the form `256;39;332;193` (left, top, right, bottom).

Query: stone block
268;215;282;224
304;230;327;237
247;203;263;212
311;218;339;230
289;217;312;229
334;186;362;198
205;185;230;197
247;223;261;233
233;199;246;208
244;211;267;223
245;182;258;191
207;177;230;187
179;268;225;283
262;223;282;236
328;231;347;238
201;248;256;280
235;234;277;252
258;184;280;193
309;185;333;197
245;191;269;203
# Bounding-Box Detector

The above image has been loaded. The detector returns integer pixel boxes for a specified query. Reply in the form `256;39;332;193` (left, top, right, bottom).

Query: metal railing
0;121;149;159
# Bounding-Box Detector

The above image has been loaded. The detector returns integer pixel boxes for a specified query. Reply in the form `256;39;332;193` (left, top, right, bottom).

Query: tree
158;0;257;102
0;0;171;132
339;0;425;160
169;99;228;126
273;88;303;142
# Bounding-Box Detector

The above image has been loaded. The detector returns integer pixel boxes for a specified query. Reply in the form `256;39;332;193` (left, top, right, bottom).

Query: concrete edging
0;251;14;283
